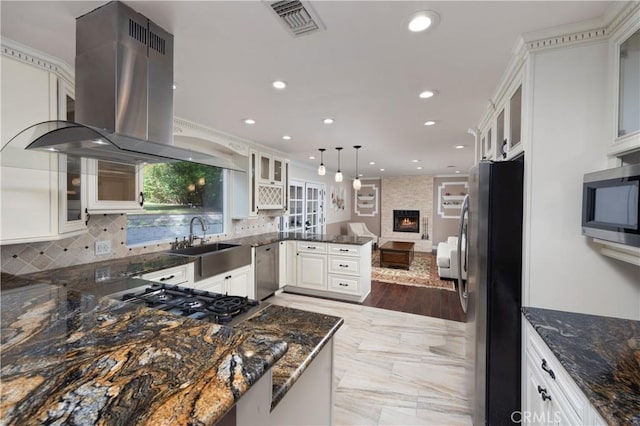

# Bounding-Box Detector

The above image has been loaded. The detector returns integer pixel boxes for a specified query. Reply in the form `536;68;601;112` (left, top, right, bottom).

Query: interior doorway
288;180;325;234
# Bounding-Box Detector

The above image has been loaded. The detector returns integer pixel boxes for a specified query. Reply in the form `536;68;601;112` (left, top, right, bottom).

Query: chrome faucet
189;216;207;246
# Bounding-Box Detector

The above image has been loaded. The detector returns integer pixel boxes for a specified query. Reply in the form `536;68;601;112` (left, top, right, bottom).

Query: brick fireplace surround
380;176;433;252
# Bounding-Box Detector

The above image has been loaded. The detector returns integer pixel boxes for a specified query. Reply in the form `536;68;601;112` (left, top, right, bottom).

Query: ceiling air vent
268;0;324;37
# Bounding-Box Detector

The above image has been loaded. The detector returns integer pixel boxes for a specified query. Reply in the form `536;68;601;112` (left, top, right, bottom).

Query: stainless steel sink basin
167;243;251;281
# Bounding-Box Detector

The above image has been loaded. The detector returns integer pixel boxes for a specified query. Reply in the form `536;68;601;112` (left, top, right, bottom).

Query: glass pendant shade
317;148;326;176
353;177;361;190
334;147;343;182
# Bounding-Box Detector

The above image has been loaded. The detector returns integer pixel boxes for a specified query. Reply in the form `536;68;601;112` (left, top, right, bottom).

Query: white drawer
297;242;327;253
328;244;360;257
140;264;191;285
328;256;360;276
526;323;585;421
328;274;360;294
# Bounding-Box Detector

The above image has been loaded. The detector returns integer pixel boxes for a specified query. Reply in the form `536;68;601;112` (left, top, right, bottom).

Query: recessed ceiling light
417;166;423;170
309;156;315;160
243;119;256;125
408;10;440;33
419;90;438;99
369;161;375;165
323;118;334;124
411;159;419;163
455;170;461;174
380;168;385;172
272;80;287;89
282;135;291;140
424;120;436;126
359;173;363;177
455;145;465;149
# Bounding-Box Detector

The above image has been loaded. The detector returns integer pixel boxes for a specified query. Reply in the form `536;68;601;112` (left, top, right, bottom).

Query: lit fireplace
393;210;419;233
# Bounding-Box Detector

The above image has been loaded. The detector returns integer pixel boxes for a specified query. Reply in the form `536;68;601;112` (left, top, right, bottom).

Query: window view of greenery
127;162;225;246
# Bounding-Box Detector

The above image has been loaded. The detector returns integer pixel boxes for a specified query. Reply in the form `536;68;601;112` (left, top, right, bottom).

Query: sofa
436;236;467;280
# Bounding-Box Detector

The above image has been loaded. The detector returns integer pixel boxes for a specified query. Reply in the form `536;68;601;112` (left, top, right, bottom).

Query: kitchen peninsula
0;244;344;425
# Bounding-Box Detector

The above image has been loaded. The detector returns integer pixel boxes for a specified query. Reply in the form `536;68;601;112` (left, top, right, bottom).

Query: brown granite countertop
227;231;373;247
1;250;345;424
0;283;287;425
523;307;640;425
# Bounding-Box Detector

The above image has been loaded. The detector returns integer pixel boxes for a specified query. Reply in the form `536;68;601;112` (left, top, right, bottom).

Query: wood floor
363;281;466;322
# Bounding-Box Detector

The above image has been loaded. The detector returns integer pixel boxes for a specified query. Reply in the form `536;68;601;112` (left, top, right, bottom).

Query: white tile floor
269;292;472;426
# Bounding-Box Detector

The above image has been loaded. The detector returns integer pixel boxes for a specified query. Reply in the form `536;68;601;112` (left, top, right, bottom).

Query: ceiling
0;1;614;179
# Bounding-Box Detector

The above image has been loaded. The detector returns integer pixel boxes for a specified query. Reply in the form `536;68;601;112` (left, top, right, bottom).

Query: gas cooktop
118;283;263;326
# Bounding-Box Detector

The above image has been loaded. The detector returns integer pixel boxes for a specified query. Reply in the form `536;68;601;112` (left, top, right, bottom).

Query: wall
432;176;468;245
524;41;640;320
380;176;433;248
350;178;381;237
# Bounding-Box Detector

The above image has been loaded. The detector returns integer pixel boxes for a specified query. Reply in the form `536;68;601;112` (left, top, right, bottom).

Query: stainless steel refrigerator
457;159;524;425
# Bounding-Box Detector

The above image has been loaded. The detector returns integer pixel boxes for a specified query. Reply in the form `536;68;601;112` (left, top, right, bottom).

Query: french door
288;180;325;234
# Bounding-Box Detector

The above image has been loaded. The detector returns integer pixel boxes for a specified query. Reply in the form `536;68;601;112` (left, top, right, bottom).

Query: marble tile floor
268;292;472;426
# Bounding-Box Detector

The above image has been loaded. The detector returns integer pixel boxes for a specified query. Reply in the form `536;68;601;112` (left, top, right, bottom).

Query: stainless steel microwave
582;164;640;247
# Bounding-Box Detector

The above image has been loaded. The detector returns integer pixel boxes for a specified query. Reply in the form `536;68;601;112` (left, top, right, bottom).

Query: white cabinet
296;242;328;290
86;159;144;213
278;240;297;287
0;56;88;244
523;320;606;426
139;263;194;287
285;241;372;302
192;265;253;298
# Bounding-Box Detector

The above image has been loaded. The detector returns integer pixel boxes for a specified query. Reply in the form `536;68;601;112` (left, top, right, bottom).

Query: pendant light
335;147;343;182
317;148;326;176
353;145;362;190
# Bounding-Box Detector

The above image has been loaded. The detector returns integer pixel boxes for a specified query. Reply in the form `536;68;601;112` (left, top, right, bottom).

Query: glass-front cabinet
58;155;87;234
86;159;144;213
612;25;640;155
259;153;284;185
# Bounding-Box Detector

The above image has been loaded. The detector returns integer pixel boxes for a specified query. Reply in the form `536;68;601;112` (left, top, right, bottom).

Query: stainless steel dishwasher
255;243;279;300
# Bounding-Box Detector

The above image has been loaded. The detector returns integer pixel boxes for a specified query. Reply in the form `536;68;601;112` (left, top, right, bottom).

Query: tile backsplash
1;213;278;275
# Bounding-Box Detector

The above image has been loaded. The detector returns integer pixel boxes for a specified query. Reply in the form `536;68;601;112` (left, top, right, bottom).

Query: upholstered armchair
347;222;378;248
436;236;467;280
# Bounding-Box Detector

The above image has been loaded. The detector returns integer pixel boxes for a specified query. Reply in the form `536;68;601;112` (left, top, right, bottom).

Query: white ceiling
1;1;614;178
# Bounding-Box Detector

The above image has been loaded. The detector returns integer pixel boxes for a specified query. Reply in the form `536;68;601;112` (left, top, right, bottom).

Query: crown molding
0;37;74;85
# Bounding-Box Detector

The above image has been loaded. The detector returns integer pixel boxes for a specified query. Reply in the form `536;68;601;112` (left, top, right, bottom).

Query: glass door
288;181;325;234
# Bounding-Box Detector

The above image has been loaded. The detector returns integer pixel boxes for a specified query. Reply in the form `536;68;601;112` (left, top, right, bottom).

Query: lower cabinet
191;265;253;298
523;320;606;425
296;242;328;290
285;241;372;302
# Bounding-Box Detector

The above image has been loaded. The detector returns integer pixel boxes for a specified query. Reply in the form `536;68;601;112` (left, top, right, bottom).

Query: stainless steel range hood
7;1;243;171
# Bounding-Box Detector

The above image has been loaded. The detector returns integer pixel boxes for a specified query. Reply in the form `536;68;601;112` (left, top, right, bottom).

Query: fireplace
393;210;420;233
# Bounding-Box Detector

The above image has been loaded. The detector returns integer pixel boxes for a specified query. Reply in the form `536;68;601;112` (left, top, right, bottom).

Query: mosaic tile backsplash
1;213;279;275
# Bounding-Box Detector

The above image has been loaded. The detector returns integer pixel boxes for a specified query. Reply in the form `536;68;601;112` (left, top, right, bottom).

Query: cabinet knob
339;264;349;268
541;359;556;380
537;385;547;394
339;283;348;286
540;392;552;402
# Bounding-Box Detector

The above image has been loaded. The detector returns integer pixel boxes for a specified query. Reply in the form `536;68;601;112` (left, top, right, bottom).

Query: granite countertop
1;248;345;424
1;283;287;425
227;231;373;247
522;307;640;425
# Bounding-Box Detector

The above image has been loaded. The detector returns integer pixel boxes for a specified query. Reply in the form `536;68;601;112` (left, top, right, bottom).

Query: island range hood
8;1;243;171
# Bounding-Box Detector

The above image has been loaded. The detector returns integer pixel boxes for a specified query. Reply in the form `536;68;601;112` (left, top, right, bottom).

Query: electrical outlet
95;240;111;256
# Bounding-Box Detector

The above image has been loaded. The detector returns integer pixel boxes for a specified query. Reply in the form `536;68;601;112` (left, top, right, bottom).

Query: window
127;162;225;246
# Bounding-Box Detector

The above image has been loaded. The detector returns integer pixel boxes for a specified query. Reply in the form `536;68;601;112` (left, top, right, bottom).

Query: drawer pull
537;385;547;394
540;391;552;402
339;264;349;268
339;283;349;287
307;246;316;249
541;359;556;379
339;249;349;252
159;275;175;281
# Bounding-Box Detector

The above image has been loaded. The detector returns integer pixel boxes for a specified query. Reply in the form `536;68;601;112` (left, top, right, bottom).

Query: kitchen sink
167;243;251;281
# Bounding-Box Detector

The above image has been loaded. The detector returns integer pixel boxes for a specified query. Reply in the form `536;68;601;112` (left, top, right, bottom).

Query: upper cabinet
86;160;144;213
0;54;87;244
233;149;289;218
610;19;640;156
